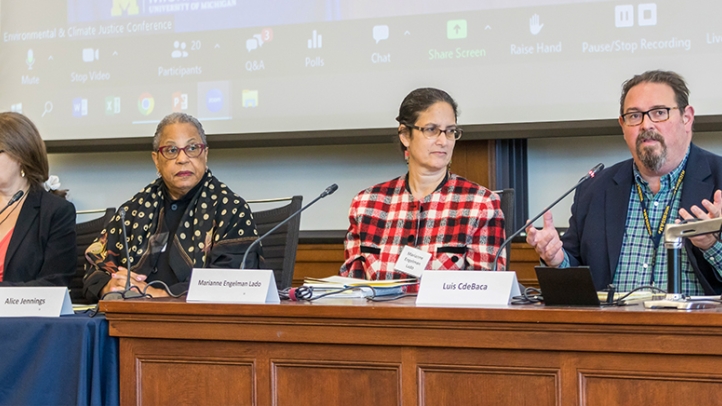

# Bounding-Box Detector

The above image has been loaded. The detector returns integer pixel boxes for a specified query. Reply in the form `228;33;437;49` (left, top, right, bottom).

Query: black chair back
250;196;303;290
72;208;115;304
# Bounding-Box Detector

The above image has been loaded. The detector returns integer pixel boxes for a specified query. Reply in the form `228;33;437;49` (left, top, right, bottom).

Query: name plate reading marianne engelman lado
416;271;521;307
0;287;73;317
186;268;280;304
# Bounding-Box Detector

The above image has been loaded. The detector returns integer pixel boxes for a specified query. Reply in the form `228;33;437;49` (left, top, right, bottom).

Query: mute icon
26;49;34;70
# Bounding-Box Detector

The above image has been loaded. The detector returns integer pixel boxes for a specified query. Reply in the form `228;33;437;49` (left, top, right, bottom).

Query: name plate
187;268;280;304
0;287;73;317
394;246;431;277
416;271;521;307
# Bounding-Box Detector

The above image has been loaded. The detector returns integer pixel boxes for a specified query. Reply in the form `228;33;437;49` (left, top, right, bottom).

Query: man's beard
636;130;667;172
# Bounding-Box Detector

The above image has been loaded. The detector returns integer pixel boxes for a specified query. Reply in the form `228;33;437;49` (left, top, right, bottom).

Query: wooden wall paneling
293;243;345;286
449;139;495;189
273;361;401;406
509;242;541;287
416;348;560;406
103;299;722;405
576;352;722;406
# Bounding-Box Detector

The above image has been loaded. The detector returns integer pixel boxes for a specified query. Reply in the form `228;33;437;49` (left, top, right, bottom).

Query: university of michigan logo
111;0;139;16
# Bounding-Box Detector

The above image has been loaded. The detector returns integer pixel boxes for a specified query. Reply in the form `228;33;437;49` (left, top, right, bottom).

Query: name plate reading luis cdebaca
0;287;73;317
187;268;280;304
416;271;521;306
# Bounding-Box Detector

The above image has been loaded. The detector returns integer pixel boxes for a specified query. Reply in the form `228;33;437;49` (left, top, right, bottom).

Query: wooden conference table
101;297;722;406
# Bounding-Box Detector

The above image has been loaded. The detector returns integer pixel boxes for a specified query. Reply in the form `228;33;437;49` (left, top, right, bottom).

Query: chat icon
373;25;389;44
246;39;258;52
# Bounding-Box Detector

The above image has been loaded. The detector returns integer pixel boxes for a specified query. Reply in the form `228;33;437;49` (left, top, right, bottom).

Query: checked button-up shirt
339;173;507;285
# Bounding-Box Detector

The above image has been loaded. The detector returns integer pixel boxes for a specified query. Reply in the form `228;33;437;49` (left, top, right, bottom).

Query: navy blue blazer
1;187;76;286
562;143;722;295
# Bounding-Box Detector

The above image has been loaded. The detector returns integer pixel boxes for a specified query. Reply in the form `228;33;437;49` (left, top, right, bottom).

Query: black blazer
562;143;722;295
1;187;76;286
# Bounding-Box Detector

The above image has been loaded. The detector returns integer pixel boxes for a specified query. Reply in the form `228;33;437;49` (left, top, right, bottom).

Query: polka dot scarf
85;170;259;279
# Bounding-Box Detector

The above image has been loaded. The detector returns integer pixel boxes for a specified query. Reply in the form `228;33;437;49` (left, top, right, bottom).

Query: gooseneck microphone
491;163;604;272
118;208;142;298
0;190;25;217
241;184;339;269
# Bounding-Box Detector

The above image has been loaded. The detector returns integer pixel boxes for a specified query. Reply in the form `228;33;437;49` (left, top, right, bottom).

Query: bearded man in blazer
526;70;722;296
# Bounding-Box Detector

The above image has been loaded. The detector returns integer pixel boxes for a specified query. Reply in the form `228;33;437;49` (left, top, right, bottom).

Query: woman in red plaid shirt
339;88;507;286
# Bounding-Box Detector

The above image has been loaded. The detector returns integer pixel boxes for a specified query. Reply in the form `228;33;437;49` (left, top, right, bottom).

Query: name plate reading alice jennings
0;287;73;317
187;268;280;304
416;271;521;306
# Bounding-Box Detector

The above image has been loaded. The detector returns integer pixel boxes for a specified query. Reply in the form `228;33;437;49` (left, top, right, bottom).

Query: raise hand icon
529;14;544;35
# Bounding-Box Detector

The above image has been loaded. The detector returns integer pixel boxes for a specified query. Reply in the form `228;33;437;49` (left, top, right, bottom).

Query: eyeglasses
404;124;463;140
620;107;680;126
156;143;206;159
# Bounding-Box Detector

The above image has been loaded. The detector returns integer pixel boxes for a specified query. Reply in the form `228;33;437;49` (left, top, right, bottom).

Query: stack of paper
304;276;417;299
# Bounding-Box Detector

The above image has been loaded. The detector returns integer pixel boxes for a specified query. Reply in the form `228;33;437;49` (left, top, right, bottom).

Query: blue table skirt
0;312;119;406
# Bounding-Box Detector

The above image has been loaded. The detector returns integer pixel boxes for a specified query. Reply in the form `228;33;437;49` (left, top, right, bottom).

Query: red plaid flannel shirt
339;173;507;288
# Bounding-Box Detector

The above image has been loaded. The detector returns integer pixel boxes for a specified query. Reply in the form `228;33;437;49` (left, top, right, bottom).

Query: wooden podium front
101;298;722;405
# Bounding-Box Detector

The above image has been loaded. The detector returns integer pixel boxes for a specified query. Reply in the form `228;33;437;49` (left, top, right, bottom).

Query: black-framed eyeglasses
404;124;463;140
620;107;680;126
156;143;207;159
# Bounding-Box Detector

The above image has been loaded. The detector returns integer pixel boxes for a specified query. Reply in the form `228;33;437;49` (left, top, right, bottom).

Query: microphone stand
104;209;143;300
241;184;338;270
644;218;722;309
492;163;604;272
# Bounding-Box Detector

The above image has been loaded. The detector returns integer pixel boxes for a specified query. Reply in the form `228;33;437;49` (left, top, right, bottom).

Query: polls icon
308;30;322;49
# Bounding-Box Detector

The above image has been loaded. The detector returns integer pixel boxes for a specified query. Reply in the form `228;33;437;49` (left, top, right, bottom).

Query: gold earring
20;169;25;178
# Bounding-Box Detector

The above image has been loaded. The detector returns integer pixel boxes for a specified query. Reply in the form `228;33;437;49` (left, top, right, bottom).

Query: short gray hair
152;112;207;150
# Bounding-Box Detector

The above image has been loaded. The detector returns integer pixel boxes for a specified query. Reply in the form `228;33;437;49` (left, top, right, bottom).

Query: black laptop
535;266;601;306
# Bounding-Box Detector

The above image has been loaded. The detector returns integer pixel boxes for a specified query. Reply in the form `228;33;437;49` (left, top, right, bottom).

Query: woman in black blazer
0;112;76;286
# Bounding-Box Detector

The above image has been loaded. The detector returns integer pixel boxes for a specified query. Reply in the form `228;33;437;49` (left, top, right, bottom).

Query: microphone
241;184;339;270
320;184;338;198
0;190;25;217
491;163;604;272
118;208;142;298
26;49;34;69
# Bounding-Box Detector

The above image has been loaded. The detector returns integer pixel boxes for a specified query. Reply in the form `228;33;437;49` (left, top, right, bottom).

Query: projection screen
2;0;721;143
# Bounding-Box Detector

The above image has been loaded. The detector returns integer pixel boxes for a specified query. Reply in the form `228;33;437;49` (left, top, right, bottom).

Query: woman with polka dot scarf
83;113;261;302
